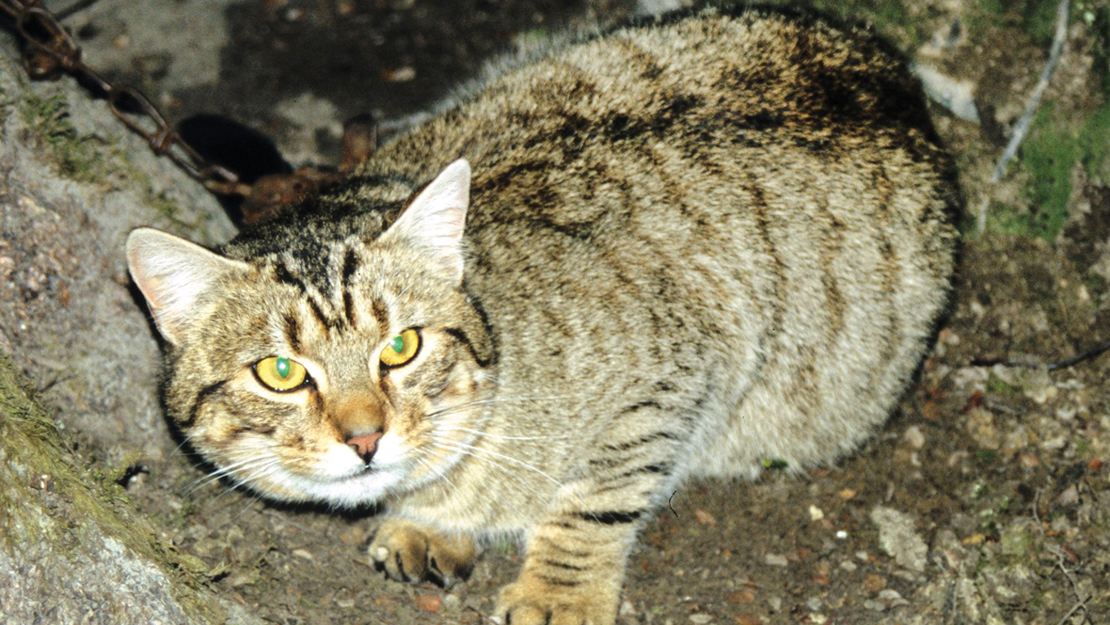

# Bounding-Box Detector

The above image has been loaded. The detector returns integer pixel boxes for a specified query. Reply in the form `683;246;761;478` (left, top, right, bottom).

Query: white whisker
436;426;568;441
431;438;564;489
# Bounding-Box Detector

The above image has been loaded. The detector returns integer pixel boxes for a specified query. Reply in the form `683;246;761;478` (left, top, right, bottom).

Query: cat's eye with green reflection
380;329;420;367
254;356;308;391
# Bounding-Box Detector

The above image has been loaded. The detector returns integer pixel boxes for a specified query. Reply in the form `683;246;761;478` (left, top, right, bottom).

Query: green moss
1001;101;1110;241
1000;523;1034;557
969;0;1068;44
986;374;1021;393
1020;0;1066;45
0;352;226;622
1074;437;1092;458
967;0;1008;40
761;458;790;470
18;91;106;183
1022;107;1077;241
116;152;210;232
1090;4;1110;95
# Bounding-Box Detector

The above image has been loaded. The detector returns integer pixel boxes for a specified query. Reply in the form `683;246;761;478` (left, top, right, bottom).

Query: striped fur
128;6;958;624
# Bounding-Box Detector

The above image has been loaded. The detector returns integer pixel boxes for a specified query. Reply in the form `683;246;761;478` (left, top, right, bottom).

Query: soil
13;0;1110;624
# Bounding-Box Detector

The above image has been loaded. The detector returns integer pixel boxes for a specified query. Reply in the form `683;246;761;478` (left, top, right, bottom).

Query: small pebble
764;553;789;567
291;548;314;561
808;505;825;522
688;614;713;624
835;530;848;540
903;425;925;449
864;600;887;612
726;590;756;604
694;509;717;526
863;574;887;593
386;66;417;82
878;589;908;607
414;594;442;613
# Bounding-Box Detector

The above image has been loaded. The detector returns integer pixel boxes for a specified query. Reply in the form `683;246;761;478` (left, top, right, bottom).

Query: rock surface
0;30;248;624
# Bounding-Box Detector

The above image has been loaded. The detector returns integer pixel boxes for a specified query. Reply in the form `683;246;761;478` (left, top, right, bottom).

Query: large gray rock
0;29;252;624
0;31;235;463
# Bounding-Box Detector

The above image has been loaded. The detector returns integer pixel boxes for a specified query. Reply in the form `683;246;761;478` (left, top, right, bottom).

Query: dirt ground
16;0;1110;623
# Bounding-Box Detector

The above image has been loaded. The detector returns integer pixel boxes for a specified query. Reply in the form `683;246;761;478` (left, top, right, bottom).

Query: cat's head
127;160;495;507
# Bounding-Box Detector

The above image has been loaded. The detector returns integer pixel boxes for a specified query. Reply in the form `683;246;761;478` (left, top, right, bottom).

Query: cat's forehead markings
269;260;338;334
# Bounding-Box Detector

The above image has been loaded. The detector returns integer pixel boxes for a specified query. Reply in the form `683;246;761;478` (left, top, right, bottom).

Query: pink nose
346;432;383;463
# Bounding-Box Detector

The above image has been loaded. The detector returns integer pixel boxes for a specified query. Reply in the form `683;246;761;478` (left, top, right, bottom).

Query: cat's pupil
275;357;291;379
389;335;405;354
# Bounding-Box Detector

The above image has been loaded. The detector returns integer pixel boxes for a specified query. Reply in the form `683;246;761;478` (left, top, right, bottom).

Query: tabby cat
127;6;958;624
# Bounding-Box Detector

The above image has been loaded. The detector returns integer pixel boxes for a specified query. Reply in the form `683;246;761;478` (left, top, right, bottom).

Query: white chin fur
242;438;411;507
284;468;403;507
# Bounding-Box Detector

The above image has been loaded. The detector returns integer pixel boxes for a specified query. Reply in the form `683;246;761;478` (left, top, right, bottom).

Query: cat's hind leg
368;518;479;588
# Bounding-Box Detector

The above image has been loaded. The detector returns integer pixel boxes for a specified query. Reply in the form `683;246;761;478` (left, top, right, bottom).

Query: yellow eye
380;329;420;367
254;356;308;391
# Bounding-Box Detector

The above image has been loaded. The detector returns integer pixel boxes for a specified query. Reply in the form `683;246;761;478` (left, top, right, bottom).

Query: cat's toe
367;518;477;587
425;536;477;587
368;523;426;582
495;577;617;625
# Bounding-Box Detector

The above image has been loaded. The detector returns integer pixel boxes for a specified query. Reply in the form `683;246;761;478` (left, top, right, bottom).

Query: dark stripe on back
574;510;643;525
616;463;671;479
538;574;579;588
602;431;679;452
541;559;587;572
615;399;660;417
535;535;591;558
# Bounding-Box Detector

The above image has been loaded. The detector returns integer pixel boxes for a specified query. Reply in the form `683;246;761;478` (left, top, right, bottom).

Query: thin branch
969;337;1110;371
1055;596;1093;625
990;0;1071;182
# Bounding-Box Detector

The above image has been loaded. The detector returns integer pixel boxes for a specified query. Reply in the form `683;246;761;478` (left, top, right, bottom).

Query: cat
126;5;959;624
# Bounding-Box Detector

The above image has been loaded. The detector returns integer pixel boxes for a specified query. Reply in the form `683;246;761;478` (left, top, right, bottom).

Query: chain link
0;0;251;196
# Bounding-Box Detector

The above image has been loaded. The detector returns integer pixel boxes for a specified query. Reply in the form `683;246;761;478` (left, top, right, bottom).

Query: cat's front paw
493;574;619;625
368;518;478;587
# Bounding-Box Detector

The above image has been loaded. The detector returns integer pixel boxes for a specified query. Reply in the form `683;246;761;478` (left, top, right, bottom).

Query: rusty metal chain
1;0;380;224
0;0;251;196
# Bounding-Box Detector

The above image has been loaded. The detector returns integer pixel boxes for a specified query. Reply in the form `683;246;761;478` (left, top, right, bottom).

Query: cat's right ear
383;159;470;284
126;228;249;345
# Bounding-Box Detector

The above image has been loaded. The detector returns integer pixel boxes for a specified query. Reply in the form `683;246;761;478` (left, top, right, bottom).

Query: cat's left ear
384;159;470;284
126;228;250;345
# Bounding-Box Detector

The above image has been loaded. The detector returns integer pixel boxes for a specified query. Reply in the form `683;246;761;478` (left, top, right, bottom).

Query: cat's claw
368;518;477;588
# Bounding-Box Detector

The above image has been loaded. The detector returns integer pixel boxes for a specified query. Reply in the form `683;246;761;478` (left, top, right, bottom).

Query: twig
970;337;1110;371
1055;596;1093;625
1049;546;1093;624
990;0;1071;182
